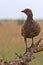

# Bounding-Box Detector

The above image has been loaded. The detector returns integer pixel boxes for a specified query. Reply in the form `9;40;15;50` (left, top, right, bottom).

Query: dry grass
0;20;43;63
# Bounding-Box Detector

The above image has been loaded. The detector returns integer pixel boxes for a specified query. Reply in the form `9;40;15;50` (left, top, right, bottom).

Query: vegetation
0;21;43;65
16;19;24;25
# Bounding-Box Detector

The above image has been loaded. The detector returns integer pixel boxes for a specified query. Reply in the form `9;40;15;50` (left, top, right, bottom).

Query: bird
21;8;41;52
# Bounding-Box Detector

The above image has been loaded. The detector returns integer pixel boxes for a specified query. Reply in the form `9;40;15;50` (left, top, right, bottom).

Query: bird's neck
27;15;33;22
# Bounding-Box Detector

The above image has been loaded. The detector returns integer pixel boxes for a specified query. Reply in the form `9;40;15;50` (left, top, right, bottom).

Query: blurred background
0;1;43;65
0;0;43;20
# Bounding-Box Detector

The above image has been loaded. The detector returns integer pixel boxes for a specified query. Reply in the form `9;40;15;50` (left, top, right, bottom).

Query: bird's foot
23;48;29;55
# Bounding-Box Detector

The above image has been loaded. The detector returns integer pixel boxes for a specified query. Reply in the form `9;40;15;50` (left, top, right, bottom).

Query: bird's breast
21;21;41;38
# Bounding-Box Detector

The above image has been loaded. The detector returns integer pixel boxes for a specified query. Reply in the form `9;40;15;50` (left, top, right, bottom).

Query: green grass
29;52;43;65
0;48;15;61
0;46;24;61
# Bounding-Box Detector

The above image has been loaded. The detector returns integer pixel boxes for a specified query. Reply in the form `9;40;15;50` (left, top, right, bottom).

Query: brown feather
21;8;41;38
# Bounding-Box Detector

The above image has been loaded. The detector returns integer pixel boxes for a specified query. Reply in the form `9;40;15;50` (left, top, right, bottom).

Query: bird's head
21;8;33;17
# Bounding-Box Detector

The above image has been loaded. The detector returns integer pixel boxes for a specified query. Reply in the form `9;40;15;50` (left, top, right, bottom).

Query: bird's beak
21;10;24;12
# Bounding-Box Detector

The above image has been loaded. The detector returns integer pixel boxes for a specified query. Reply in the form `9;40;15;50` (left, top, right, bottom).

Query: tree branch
35;38;42;46
34;45;43;53
15;52;22;58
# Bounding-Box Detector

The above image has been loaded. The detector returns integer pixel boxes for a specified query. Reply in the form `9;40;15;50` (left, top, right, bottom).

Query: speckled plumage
21;19;41;38
21;8;41;51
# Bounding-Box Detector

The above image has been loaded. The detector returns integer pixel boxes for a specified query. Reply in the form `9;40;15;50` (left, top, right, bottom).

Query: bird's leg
24;37;27;52
32;37;34;45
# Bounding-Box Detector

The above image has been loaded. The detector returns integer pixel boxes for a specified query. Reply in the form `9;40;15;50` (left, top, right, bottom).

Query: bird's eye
26;10;27;12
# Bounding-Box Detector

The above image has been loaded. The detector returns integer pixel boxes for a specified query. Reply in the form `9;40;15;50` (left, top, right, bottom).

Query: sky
0;0;43;19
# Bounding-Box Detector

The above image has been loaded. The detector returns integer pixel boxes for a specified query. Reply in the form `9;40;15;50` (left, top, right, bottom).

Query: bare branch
35;38;42;46
34;45;43;53
15;52;22;58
